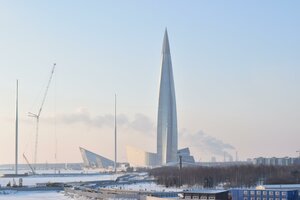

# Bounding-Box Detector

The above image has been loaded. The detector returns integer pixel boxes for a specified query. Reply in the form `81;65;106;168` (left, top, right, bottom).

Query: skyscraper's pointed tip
162;28;170;54
164;27;168;39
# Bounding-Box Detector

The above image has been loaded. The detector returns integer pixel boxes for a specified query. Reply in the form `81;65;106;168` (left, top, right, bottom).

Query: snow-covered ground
0;171;176;199
0;182;178;200
107;182;182;192
0;191;71;200
0;172;120;199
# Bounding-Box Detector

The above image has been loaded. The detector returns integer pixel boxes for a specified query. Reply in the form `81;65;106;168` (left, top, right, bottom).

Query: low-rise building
253;157;299;166
230;189;299;200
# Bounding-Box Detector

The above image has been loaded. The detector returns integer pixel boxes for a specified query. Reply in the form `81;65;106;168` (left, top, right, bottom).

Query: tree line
149;164;300;188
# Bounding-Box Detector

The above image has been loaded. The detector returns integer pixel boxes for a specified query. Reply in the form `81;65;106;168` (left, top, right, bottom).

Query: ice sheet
0;174;119;186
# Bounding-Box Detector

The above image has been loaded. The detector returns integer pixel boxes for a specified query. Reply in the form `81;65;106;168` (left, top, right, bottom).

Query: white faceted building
80;147;114;169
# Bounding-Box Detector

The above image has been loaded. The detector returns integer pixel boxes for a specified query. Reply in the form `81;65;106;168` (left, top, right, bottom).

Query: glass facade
157;29;178;165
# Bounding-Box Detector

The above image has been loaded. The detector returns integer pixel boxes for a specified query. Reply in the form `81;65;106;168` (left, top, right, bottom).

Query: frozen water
0;173;119;186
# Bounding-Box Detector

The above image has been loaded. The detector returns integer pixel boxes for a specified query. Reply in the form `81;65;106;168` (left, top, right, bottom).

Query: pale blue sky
0;1;300;164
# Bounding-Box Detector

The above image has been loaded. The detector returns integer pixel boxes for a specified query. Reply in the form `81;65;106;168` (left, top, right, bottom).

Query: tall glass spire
157;29;178;165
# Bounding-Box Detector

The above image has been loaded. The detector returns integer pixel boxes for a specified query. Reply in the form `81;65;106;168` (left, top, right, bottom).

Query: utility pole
15;80;19;175
114;94;117;173
179;155;182;187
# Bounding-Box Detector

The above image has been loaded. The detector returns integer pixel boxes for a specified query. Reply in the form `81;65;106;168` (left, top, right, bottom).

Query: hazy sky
1;1;300;164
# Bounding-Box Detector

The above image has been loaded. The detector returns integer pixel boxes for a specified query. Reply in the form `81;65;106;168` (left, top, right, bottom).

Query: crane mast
29;63;56;166
23;153;36;175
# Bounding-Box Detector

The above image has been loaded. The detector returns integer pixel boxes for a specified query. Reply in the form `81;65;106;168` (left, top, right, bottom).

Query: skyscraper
81;30;193;168
157;29;178;165
126;30;194;167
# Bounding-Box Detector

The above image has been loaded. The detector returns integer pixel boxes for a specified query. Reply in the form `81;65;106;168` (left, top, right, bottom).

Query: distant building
253;157;299;166
211;157;217;162
79;147;114;169
126;146;158;167
126;146;195;167
177;148;195;164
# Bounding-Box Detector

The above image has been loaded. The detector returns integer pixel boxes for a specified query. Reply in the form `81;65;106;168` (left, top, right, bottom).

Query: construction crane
28;63;56;166
23;153;36;175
